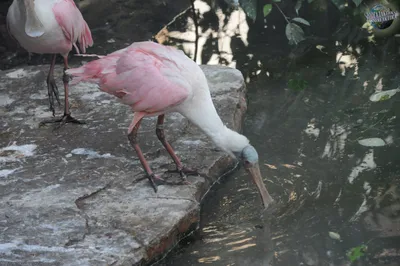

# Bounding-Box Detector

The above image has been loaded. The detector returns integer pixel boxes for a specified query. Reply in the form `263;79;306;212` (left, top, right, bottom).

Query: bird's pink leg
46;54;61;116
128;118;166;193
156;115;200;182
40;56;86;129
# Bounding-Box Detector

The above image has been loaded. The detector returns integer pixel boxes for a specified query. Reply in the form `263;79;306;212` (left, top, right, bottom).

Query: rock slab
0;64;247;265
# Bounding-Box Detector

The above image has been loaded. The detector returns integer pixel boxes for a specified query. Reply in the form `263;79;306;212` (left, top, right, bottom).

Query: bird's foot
145;167;200;192
147;173;166;193
39;113;86;130
146;172;191;192
164;166;202;184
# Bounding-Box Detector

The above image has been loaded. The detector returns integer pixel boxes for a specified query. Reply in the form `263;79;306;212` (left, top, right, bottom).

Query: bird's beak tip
246;163;273;209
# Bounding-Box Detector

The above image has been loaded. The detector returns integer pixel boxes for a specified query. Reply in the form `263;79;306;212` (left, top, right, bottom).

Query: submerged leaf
285;23;305;45
358;138;386;147
328;231;341;240
240;0;258;21
263;4;273;17
288;78;308;91
369;88;400;102
292;17;310;26
265;163;277;169
347;245;367;262
315;45;327;54
295;0;303;15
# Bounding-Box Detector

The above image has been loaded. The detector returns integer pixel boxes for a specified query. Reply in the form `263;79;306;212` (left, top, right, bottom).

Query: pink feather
66;42;192;132
53;0;93;54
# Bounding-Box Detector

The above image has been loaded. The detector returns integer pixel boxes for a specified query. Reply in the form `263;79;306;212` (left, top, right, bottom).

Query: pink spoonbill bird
6;0;93;127
66;41;274;209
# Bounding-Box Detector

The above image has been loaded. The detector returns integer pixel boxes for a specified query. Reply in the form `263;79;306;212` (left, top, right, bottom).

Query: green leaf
273;0;281;2
263;4;273;17
352;0;362;6
379;94;390;101
347;245;367;262
288;78;308;91
240;0;258;21
285;22;305;45
308;0;314;3
292;17;310;26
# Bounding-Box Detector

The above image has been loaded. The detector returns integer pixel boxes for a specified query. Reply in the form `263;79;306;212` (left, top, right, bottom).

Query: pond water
1;0;399;265
150;1;400;265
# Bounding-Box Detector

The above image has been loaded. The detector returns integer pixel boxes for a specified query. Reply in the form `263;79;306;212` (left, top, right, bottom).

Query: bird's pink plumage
53;0;93;54
67;42;191;132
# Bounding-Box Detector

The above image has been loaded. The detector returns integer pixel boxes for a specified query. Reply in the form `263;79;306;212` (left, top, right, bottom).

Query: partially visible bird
6;0;93;127
66;41;274;209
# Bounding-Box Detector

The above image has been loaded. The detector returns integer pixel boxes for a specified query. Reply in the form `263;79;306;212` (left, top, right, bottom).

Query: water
150;1;400;265
1;0;400;265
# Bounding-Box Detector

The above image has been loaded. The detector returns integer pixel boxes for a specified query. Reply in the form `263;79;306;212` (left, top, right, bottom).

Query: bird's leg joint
156;125;165;140
128;132;139;145
63;67;69;84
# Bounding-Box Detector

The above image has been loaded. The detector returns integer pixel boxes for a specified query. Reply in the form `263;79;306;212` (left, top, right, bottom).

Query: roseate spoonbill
66;41;274;209
6;0;93;127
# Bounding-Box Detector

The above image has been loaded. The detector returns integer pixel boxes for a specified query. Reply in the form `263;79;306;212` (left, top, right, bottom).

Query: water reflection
155;0;249;68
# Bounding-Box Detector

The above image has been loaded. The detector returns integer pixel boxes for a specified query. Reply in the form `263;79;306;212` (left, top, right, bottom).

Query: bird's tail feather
66;61;104;86
78;20;94;54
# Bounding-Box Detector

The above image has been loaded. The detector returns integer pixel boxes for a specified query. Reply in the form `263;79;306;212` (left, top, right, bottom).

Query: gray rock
0;64;247;265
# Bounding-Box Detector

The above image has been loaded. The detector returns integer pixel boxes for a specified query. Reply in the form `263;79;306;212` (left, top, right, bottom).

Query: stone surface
0;64;247;265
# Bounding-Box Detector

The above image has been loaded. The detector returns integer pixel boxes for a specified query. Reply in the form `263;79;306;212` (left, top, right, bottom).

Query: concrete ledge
0;64;247;265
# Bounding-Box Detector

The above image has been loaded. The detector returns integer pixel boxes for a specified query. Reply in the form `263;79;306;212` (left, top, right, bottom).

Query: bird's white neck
180;90;249;158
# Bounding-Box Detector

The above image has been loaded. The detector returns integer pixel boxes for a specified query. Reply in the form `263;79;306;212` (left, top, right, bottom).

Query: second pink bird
7;0;93;127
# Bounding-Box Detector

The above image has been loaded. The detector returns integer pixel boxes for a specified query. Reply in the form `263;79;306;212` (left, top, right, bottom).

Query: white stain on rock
29;92;47;100
0;240;76;253
0;168;18;178
179;139;204;146
0;95;15;107
81;91;107;101
0;142;37;163
348;149;376;184
70;148;114;159
5;69;39;79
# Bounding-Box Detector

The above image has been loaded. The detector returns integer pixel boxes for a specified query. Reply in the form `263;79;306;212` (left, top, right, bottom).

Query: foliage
379;94;390;101
347;244;367;262
236;0;366;45
240;0;258;21
286;22;306;45
288;76;308;91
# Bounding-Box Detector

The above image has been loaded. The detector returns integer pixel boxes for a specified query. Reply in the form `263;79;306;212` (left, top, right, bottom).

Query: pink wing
53;0;93;54
67;42;190;115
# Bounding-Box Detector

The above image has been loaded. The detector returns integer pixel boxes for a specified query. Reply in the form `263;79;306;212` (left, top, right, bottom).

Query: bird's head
235;145;273;209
